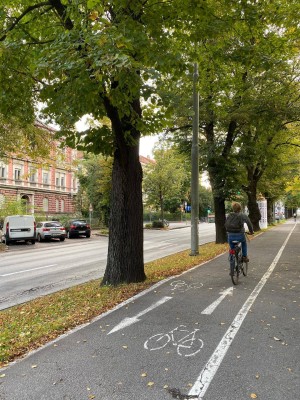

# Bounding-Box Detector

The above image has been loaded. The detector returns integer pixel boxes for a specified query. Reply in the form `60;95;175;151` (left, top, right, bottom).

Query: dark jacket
226;212;254;234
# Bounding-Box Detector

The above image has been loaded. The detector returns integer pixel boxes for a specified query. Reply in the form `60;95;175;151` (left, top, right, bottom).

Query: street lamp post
89;204;93;228
190;63;199;256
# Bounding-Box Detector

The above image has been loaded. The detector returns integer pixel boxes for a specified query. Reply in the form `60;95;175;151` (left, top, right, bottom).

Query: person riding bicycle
225;202;254;262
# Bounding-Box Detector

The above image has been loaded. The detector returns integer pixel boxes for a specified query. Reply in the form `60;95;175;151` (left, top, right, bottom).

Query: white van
2;215;36;245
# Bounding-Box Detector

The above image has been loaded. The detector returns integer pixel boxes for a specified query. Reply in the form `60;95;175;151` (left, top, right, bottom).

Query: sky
139;135;159;159
72;115;158;160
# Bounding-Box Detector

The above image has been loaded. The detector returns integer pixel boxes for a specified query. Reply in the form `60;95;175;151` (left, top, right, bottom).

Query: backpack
225;212;244;233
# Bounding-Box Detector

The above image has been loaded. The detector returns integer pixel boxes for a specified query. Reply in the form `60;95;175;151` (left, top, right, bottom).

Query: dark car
65;219;91;239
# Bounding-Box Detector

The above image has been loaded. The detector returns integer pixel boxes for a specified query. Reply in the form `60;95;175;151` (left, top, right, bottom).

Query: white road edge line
0;264;58;277
189;224;296;399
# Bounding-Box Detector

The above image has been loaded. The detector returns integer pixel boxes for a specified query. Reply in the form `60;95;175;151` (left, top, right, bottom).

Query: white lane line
108;296;173;334
161;244;176;250
201;287;233;315
0;264;58;277
189;225;295;399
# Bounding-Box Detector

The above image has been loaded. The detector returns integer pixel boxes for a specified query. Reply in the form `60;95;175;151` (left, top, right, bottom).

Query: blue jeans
228;233;247;257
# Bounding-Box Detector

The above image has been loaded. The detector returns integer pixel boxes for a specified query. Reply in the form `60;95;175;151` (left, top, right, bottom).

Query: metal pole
190;63;199;256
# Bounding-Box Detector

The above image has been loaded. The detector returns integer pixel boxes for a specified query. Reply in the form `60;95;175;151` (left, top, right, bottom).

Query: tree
0;0;218;284
199;186;214;220
0;199;27;221
143;147;188;219
77;154;113;225
165;1;300;241
0;115;52;160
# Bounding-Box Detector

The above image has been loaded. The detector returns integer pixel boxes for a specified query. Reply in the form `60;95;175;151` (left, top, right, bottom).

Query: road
0;221;299;400
0;222;216;310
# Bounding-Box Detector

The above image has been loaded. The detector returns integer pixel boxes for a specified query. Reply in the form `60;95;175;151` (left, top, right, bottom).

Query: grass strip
0;242;228;367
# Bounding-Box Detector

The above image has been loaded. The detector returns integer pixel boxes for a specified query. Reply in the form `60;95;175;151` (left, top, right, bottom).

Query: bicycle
144;325;203;357
228;238;248;285
158;218;169;227
170;280;203;292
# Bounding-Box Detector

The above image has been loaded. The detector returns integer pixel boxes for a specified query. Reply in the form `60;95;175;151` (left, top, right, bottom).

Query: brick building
0;121;81;217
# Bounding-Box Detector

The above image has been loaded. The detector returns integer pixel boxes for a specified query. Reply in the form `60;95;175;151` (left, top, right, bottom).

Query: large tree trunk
214;196;227;244
264;195;275;224
205;119;237;244
244;166;262;231
102;97;146;285
245;181;261;231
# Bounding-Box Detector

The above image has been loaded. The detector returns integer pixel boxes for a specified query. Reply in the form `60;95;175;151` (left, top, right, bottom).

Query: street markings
201;287;233;315
144;324;204;357
107;296;172;335
170;280;203;292
188;224;296;399
0;264;58;277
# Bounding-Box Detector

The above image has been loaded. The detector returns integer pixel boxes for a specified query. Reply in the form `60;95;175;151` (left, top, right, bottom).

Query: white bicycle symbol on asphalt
170;280;203;292
144;325;204;357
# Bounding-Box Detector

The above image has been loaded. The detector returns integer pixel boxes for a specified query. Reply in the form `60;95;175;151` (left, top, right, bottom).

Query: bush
0;243;6;252
152;220;164;228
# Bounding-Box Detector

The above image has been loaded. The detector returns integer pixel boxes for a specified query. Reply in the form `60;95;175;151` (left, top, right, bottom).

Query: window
56;199;59;212
43;198;49;212
61;199;64;212
0;165;6;179
29;168;36;182
14;168;21;181
43;172;49;184
56;172;65;189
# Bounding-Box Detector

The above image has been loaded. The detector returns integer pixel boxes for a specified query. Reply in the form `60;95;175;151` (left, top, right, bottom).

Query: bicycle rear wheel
230;255;239;285
242;261;248;276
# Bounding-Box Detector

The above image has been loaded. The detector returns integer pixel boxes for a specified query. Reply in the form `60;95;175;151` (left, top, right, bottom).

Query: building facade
0;121;81;217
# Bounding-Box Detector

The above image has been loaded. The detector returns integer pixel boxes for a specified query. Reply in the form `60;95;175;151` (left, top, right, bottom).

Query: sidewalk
1;221;299;400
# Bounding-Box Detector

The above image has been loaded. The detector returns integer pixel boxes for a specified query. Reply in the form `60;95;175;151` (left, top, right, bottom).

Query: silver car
36;221;66;242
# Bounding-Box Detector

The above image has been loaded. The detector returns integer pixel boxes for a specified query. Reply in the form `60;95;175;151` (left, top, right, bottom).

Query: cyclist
225;202;254;262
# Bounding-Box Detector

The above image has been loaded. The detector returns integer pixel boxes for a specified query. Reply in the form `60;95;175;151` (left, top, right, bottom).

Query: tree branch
165;124;192;133
49;0;74;30
274;142;300;150
0;2;52;42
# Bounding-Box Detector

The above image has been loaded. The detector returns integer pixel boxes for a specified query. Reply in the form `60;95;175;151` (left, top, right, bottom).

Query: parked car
65;219;91;238
1;215;36;245
36;221;66;242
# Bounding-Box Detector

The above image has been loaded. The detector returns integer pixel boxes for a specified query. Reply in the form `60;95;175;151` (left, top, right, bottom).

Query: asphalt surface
0;220;299;400
0;221;217;310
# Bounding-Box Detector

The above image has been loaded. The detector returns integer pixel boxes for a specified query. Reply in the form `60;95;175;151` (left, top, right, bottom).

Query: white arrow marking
201;287;233;315
108;296;173;335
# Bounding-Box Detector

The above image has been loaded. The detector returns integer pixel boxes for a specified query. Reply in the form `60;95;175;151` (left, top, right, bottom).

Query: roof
139;155;155;165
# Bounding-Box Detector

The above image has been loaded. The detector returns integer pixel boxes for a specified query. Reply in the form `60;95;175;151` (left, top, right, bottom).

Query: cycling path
0;221;299;400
